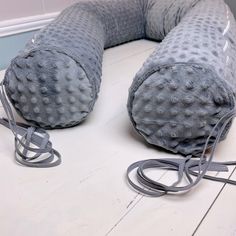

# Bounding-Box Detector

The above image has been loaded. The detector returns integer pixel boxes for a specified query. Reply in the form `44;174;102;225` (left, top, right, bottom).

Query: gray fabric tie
127;110;236;197
0;82;61;167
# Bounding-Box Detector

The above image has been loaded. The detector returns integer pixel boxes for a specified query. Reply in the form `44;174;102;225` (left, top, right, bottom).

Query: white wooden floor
0;40;236;236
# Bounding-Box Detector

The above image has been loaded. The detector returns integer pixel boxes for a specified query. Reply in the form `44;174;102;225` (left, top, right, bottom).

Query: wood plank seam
192;166;236;235
104;171;168;236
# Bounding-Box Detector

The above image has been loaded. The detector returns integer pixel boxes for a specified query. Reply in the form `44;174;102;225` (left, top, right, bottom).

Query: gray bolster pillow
4;0;145;128
128;0;236;156
3;0;236;157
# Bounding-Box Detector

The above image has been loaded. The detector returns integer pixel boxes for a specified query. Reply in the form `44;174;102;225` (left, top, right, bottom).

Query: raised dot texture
185;81;194;90
156;108;164;115
56;97;62;105
70;106;77;113
183;122;192;129
33;107;40;113
3;0;235;145
26;74;33;81
31;97;37;104
40;75;47;82
169;82;178;90
58;107;65;114
67;85;75;93
37;61;45;68
40;87;47;94
170;132;178;138
183;96;194;105
156;96;164;103
130;60;233;156
170;109;178;116
46;108;52;114
20;96;27;103
66;74;73;81
170;96;178;104
36;117;42;122
23;106;29;112
54;85;61;93
156;121;164;127
69;96;76;104
17;84;24;92
43;97;50;104
48;116;54;123
185;110;193;117
29;86;36;94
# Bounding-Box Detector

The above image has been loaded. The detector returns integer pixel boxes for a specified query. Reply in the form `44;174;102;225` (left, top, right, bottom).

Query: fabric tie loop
127;109;236;196
0;82;61;168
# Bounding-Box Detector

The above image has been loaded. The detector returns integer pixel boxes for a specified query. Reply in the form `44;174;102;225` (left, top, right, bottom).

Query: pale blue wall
0;30;38;70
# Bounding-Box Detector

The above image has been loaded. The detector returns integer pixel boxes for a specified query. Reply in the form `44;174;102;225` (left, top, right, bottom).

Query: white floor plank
0;40;235;236
103;39;158;67
101;122;236;236
194;169;236;236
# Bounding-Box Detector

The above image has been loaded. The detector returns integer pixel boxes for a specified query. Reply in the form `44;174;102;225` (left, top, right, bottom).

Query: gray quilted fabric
145;0;200;40
128;0;236;155
4;0;145;128
4;0;236;156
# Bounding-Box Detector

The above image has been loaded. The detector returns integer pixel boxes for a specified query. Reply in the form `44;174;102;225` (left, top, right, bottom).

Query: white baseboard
0;12;59;37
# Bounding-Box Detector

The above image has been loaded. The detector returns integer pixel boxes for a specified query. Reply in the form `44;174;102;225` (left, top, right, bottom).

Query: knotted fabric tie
127;109;236;197
0;82;61;167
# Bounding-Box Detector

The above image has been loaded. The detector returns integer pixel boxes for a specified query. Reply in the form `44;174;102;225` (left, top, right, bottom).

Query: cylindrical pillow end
128;63;235;156
4;50;96;129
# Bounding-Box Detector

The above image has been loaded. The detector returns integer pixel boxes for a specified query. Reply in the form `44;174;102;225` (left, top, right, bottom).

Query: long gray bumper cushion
2;0;236;194
128;0;236;157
